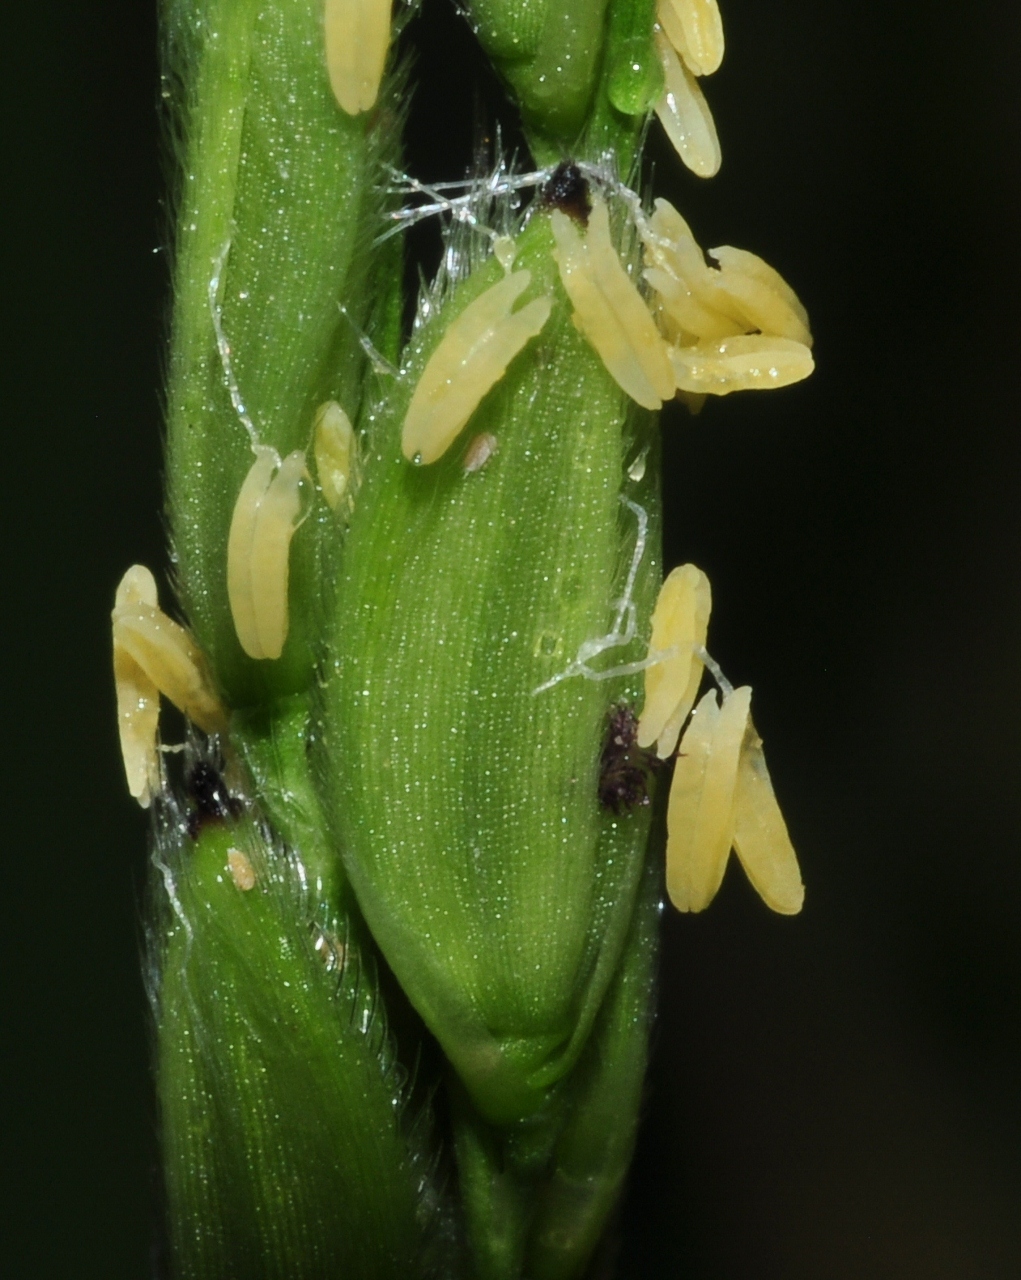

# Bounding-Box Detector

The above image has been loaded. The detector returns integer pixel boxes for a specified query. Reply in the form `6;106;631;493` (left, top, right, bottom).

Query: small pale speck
227;848;256;891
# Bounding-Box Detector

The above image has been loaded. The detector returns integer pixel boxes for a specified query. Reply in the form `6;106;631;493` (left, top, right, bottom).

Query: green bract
155;816;445;1278
462;0;610;156
453;844;661;1280
605;0;664;117
318;205;662;1128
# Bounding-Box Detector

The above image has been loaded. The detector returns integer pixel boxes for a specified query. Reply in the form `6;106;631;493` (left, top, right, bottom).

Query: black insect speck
185;760;243;837
598;704;658;813
541;162;591;225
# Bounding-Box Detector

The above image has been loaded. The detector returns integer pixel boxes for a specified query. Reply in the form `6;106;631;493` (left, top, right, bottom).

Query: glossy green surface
163;0;396;705
157;820;439;1279
318;209;662;1126
449;838;661;1280
605;0;663;117
462;0;611;157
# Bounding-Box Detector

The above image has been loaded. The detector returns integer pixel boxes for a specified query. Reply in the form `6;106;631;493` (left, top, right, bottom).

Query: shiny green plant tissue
317;206;663;1130
155;817;446;1279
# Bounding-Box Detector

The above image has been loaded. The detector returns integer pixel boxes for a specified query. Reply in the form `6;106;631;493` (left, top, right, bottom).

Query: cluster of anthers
112;566;227;807
654;0;726;178
398;172;813;468
637;565;804;915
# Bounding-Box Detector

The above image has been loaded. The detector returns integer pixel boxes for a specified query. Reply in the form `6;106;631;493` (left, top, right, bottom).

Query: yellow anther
402;269;551;465
666;687;750;912
643;201;743;341
324;0;391;115
707;244;813;347
636;564;711;758
227;446;310;660
551;198;675;410
113;567;161;808
640;197;815;393
657;0;725;77
112;565;228;807
654;30;721;179
666;686;804;914
313;401;357;512
731;722;805;914
668;334;814;395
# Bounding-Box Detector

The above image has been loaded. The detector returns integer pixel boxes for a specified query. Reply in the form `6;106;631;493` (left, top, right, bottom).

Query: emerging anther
636;564;712;758
667;687;804;914
551;197;675;409
227;847;257;891
402;268;551;464
227;446;311;660
463;432;499;473
324;0;391;116
112;565;228;807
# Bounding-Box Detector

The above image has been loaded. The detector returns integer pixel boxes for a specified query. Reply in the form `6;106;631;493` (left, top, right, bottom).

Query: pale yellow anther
644;200;707;283
731;721;805;914
666;686;750;912
657;0;725;77
639;197;815;393
113;567;161;808
112;565;228;807
227;446;310;660
666;686;804;914
636;564;711;758
551;199;675;410
313;401;357;511
324;0;391;115
654;31;721;179
645;265;744;343
706;246;814;347
668;334;814;395
402;269;551;465
643;200;813;346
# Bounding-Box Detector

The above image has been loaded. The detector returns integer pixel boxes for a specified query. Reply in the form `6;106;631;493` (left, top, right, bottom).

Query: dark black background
3;0;1020;1275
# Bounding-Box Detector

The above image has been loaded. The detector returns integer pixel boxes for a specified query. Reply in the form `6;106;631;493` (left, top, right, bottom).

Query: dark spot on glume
185;760;243;838
598;703;660;813
541;162;591;225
